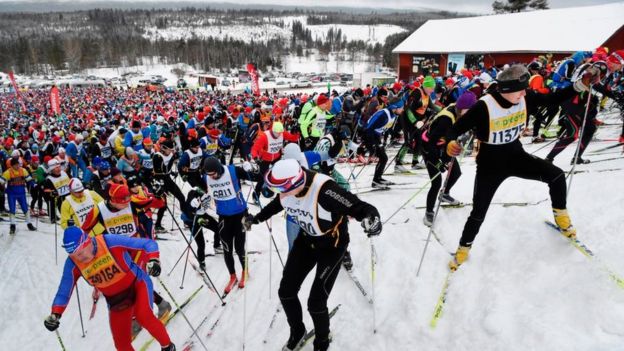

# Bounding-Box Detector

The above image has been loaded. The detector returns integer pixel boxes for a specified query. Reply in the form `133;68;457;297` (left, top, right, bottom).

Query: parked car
221;79;231;87
291;79;312;88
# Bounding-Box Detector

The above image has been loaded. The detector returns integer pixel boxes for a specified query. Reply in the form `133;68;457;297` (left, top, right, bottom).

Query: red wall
604;25;624;51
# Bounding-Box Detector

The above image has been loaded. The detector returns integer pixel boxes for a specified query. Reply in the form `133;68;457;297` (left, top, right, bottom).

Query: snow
142;15;406;46
1;108;623;350
393;2;624;54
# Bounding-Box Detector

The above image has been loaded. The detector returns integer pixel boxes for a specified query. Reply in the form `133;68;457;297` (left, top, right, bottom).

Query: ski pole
416;157;457;277
55;330;67;351
382;172;441;225
75;284;86;337
567;85;593;196
53;197;58;265
171;197;175;231
167;224;203;277
370;237;377;334
242;225;249;350
157;278;209;351
243;171;284;268
179;214;198;289
165;205;226;305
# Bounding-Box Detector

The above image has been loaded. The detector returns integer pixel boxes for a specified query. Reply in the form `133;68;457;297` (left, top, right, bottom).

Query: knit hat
316;94;329;106
109;183;131;205
272;121;284;133
62;226;88;254
607;50;624;65
423;76;436;89
69;178;84;193
456;91;478;111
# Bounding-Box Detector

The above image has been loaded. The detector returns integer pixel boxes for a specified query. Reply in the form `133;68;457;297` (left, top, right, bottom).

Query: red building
393;3;624;82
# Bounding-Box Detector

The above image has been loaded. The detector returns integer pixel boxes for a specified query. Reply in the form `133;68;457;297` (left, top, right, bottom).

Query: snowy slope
142;15;406;45
0;108;623;350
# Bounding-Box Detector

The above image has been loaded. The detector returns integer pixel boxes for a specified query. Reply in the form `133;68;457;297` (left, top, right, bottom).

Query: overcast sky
231;0;619;13
0;0;619;13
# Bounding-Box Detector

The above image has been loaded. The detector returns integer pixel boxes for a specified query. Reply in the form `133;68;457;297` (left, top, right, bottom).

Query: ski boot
532;136;545;143
38;209;47;217
342;251;353;271
448;245;471;271
9;224;16;235
438;193;460;205
238;270;247;289
570;157;590;165
131;319;142;339
224;274;238;295
412;163;426;170
378;178;395;186
157;300;172;322
213;246;224;255
371;179;389;189
154;224;167;233
30;209;39;217
423;211;434;227
553;208;577;239
161;343;176;351
313;335;333;351
27;223;36;231
199;261;206;271
394;164;410;173
282;327;306;351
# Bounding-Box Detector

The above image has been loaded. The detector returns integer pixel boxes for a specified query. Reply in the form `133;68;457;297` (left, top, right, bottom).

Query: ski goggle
265;169;305;194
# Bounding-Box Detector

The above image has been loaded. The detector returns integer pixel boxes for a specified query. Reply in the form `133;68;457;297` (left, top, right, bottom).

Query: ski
587;156;622;164
189;262;216;293
354;187;391;195
430;271;453;329
289;304;341;351
569;167;623;175
544;221;624;289
137;285;204;350
343;268;373;304
587;142;623;154
413;203;471;210
262;306;282;344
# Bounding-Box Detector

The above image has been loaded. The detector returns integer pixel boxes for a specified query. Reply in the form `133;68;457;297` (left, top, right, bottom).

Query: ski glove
146;259;161;277
242;214;259;231
304;137;314;148
361;215;382;237
44;313;60;332
435;159;448;172
446;140;462;157
242;161;258;173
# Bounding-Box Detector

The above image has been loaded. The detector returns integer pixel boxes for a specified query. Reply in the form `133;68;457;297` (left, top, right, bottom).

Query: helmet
62;226;88;254
203;157;223;177
265;159;305;193
109;184;131;205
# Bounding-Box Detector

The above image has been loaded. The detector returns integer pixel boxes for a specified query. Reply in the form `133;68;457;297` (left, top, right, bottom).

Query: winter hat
496;65;530;93
125;146;136;158
456;91;478;111
203;157;223;177
98;161;111;171
265;159;305;194
422;76;436;89
31;155;39;163
205;116;215;126
316;94;329;106
160;140;175;150
282;143;303;162
272;121;284;134
142;138;153;147
607;50;624;66
62;226;88;254
188;138;200;148
387;97;405;110
109;184;131;205
47;159;60;170
110;167;121;177
69;178;84;193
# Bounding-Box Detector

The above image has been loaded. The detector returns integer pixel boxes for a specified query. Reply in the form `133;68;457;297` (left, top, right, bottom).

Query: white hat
69;178;84;193
282;143;303;163
58;147;66;154
47;159;60;170
11;150;20;157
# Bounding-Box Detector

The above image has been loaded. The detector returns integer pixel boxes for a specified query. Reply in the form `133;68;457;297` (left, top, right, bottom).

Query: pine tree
529;0;549;10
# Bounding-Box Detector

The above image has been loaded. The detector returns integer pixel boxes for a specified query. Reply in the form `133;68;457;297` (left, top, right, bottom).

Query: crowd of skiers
0;46;622;351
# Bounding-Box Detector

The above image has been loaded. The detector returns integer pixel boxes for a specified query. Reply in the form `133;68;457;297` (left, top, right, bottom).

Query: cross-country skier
421;91;477;226
243;159;381;351
60;178;104;230
445;64;599;270
44;226;175;351
0;158;37;233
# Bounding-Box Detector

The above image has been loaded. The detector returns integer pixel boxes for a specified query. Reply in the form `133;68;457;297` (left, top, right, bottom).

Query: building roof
393;2;624;54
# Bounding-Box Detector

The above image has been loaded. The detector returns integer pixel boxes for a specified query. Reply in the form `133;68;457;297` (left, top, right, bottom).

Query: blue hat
62;226;88;254
387;99;405;110
99;160;111;170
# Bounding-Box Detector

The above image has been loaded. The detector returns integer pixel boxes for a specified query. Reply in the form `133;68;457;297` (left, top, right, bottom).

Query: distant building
392;3;624;81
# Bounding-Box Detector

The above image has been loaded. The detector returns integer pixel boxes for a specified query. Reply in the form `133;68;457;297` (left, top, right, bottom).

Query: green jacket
298;103;331;138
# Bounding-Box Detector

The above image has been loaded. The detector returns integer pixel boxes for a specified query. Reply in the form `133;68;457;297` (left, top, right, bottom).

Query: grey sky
0;0;619;13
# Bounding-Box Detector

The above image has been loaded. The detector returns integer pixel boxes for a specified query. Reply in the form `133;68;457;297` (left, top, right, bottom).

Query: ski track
0;111;623;350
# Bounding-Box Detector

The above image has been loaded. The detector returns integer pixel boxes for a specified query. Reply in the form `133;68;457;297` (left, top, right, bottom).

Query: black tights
218;213;246;275
459;152;567;247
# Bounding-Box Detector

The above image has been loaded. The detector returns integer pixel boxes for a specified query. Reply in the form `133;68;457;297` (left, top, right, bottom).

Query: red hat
31;155;40;162
392;82;402;92
142;137;153;146
607;50;624;66
109;184;131;205
244;106;252;114
316;94;329;106
208;129;221;139
53;136;61;143
272;105;283;116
